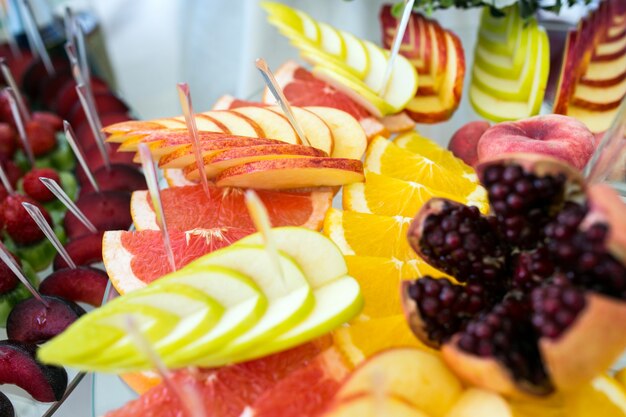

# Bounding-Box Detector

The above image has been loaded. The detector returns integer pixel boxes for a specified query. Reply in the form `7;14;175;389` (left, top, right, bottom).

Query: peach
448;120;490;167
477;115;596;170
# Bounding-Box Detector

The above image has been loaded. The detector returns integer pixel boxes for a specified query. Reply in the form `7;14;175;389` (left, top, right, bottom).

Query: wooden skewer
255;58;311;147
138;143;176;272
379;0;415;96
22;202;76;269
177;83;211;198
0;240;49;306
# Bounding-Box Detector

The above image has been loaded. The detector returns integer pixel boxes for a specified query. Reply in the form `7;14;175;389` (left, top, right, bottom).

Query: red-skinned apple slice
305;106;366;160
208;110;263;137
231;107;298;143
266;106;334;155
216;157;364;189
182;144;328;181
158;137;282;169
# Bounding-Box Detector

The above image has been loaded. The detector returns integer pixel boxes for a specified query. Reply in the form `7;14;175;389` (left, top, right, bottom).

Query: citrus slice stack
324;133;487;365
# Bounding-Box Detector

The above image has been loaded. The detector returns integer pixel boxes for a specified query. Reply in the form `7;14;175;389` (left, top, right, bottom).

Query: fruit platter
0;0;626;416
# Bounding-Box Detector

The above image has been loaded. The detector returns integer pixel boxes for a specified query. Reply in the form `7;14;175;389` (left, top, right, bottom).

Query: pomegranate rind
584;184;626;264
441;336;553;398
540;293;626;392
400;281;439;348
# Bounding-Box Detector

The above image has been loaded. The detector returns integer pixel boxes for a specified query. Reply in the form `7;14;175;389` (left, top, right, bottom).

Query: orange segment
365;136;482;199
563;375;626;416
343;172;488;217
324;208;416;261
345;255;450;319
332;314;435;366
120;372;162;395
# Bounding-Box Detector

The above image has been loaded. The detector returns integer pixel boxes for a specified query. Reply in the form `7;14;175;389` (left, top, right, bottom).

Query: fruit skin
477;115;596;170
22;167;60;203
31;112;63;132
53;232;105;270
0;123;17;159
7;295;85;344
448;121;490;167
64;191;132;239
39;267;108;307
0;194;52;245
24;120;57;157
0;340;67;402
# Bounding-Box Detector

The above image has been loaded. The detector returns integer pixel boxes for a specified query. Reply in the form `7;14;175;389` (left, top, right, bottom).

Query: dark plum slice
0;391;14;417
79;165;146;196
40;73;73;110
53;232;105;270
0;340;67;402
54;77;109;118
21;57;70;100
6;295;85;344
67;93;129;129
76;143;136;186
39;267;108;307
64;191;132;239
74;113;132;150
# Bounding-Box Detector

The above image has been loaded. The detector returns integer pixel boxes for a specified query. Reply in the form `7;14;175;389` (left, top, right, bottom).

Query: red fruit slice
74;113;133;149
53;232;105;270
39;267;109;306
0;340;67;402
266;61;388;138
6;295;85;344
67;92;129;129
76;143;136;186
79;164;146;196
247;348;349;417
104;339;333;417
54;77;109;117
64;191;132;239
103;228;252;293
130;184;332;232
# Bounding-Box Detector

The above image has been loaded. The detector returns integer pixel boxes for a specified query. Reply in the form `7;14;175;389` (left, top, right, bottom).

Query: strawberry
0;194;51;245
32;112;63;132
22;168;60;203
0;123;17;159
25;121;57;157
0;159;24;188
0;252;19;294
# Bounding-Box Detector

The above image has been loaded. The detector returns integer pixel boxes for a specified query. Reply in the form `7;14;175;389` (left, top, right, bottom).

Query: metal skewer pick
63;121;100;193
0;59;30;122
378;0;415;96
124;316;206;417
22;202;76;269
255;58;311;147
138;143;176;272
39;177;97;234
177;83;210;198
244;190;286;289
76;83;111;170
18;0;55;76
4;87;35;166
0;162;14;194
0;240;49;307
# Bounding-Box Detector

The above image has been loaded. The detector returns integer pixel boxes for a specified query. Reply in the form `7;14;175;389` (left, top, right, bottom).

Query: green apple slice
263;2;319;44
470;27;549;121
318;22;346;58
185;245;314;365
478;6;520;56
362;40;388;92
339;30;369;78
472;22;539;101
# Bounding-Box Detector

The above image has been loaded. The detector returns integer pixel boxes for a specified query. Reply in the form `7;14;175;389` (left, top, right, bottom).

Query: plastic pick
63;121;100;193
176;82;210;197
0;240;49;306
379;0;415;96
39;177;97;234
0;59;30;122
76;83;111;170
22;202;76;269
138;143;176;272
4;87;34;166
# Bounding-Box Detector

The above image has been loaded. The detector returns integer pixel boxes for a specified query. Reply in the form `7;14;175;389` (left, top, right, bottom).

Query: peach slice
334;348;462;417
230;107;298;143
182;144;328;181
305;106;367;160
216;157;363;189
266;105;334;155
157;137;281;169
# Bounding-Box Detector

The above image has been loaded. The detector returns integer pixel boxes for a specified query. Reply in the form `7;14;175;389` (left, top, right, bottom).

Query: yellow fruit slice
394;131;477;182
324;208;416;262
345;255;450;319
333;314;433;366
343;172;488;217
365;136;482;199
617;368;626;390
564;375;626;417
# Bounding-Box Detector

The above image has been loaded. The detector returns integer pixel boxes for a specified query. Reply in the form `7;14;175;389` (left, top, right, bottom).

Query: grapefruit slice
103;228;251;294
130;184;333;232
265;61;389;139
103;338;335;417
